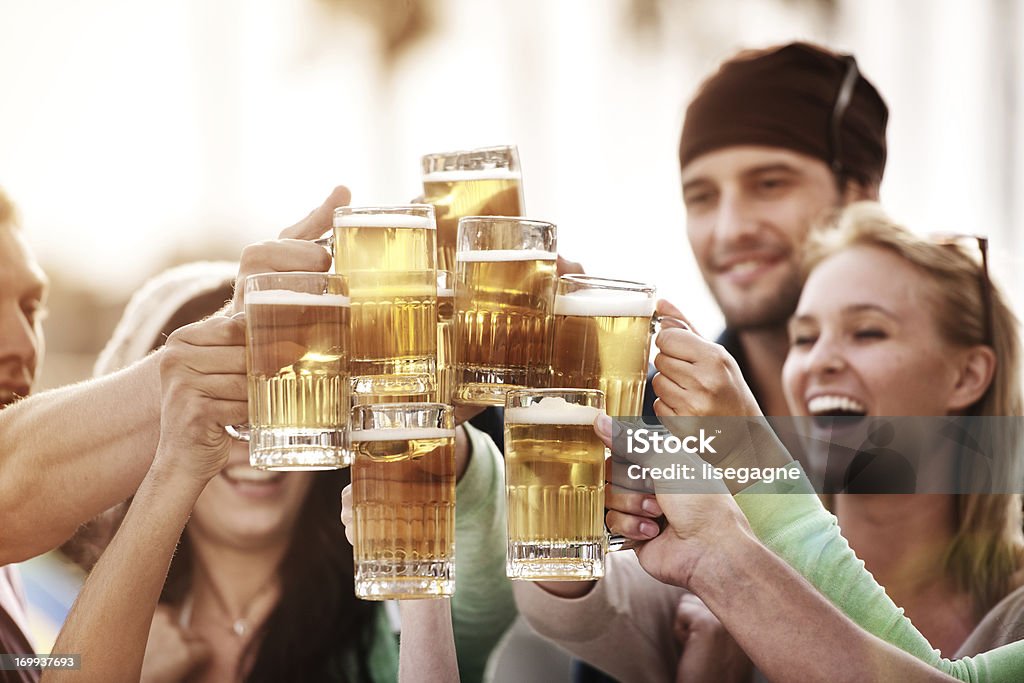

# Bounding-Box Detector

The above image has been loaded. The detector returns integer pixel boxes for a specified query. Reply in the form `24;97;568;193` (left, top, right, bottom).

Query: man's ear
946;345;997;412
841;179;879;203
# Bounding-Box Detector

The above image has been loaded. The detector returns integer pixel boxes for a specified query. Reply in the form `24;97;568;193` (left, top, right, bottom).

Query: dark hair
162;469;378;682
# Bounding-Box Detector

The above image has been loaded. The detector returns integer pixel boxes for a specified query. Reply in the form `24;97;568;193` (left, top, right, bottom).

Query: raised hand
153;314;248;484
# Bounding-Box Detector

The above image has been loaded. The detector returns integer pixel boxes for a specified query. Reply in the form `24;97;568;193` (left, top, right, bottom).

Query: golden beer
455;250;557;405
333;207;438;397
245;274;351;470
552;277;657;417
351;404;456;599
505;389;607;580
436;271;455;405
422;145;524;272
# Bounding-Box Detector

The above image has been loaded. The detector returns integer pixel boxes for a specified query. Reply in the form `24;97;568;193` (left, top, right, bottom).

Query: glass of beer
552;275;657;417
422;145;524;273
244;272;351;470
436;270;455;405
505;388;608;580
350;403;456;599
454;216;557;406
333;205;438;399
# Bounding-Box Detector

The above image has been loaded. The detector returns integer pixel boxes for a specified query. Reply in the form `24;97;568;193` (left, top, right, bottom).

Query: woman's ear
946;345;997;412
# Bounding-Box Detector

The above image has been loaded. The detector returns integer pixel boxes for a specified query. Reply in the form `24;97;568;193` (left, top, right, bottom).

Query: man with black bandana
514;42;890;683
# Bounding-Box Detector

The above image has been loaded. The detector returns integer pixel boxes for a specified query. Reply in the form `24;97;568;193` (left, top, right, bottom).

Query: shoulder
957;582;1024;656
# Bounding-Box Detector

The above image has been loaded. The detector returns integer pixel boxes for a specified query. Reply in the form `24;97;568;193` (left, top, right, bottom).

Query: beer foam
351;427;456;441
506;396;601;425
246;289;350;307
333;214;434;229
554;289;655;317
422;169;521;183
456;249;557;263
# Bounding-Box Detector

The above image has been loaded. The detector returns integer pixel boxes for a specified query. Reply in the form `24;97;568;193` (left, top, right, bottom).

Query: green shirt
737;464;1024;682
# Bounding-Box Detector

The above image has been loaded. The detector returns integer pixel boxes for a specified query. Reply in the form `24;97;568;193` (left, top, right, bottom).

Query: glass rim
421;144;519;162
332;204;436;227
243;271;345;288
558;274;655;294
350;401;452;417
456;215;554;230
504;387;606;401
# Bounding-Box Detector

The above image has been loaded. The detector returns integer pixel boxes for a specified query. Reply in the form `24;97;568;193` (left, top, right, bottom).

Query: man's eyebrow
681;177;714;193
741;163;803;179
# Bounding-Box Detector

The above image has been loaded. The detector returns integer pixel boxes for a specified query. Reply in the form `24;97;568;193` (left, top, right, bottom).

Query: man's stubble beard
713;269;803;333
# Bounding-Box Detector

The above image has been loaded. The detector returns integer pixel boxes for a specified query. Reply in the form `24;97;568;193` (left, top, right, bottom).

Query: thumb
656;299;701;337
279;185;352;240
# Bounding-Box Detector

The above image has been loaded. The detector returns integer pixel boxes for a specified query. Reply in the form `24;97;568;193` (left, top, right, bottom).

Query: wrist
686;523;760;601
147;450;212;498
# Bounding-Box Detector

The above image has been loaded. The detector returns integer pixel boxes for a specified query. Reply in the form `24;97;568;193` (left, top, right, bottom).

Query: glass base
454;365;550;406
250;427;351;470
352;374;435;397
454;382;528;406
507;541;605;581
355;560;454;600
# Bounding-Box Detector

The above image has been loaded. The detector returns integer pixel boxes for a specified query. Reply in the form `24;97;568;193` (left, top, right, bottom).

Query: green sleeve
450;423;517;682
735;464;1024;682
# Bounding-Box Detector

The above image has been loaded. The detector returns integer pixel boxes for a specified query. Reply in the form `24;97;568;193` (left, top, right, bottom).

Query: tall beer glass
505;389;607;580
422;145;524;273
245;272;351;470
552;275;657;417
454;217;557;406
350;403;456;599
333;205;437;398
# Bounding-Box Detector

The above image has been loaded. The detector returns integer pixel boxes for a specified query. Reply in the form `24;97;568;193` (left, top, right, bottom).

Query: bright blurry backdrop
1;0;1022;390
2;0;1023;658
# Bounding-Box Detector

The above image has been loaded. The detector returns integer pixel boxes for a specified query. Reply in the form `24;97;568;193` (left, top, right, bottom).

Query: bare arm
41;462;206;683
398;600;459;683
41;315;247;683
0;353;162;564
685;524;955;683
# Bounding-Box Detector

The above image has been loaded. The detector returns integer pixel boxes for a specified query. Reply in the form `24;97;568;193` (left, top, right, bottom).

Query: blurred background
2;0;1023;664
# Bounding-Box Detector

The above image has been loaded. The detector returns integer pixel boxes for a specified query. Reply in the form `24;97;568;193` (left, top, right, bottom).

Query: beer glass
454;216;557;406
333;205;438;398
422;145;524;273
350;403;456;599
552;275;657;417
436;270;455;405
505;388;608;580
244;272;351;470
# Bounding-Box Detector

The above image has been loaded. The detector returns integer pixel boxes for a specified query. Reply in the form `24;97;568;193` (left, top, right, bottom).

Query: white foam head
423;168;521;183
333;213;434;229
351;427;456;441
555;288;655;317
246;289;350;307
506;396;602;425
456;249;557;263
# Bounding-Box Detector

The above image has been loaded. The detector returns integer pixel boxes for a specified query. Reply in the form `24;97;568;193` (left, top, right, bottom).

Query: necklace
182;567;278;639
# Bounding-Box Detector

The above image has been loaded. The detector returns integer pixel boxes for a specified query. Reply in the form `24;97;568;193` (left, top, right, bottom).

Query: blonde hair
806;201;1024;616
